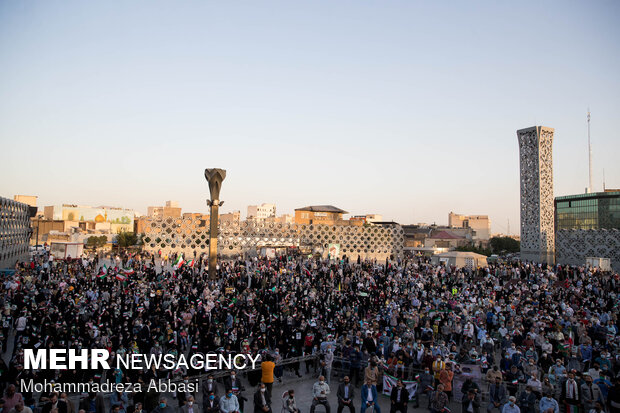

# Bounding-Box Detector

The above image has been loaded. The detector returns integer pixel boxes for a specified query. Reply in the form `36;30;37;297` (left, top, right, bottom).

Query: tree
86;236;99;248
86;235;109;249
489;236;520;254
116;231;138;248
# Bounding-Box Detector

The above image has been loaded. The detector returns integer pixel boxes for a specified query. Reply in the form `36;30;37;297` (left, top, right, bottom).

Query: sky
1;1;619;233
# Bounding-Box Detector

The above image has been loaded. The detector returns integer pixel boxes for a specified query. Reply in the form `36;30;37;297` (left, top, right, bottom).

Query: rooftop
295;205;348;214
429;230;465;239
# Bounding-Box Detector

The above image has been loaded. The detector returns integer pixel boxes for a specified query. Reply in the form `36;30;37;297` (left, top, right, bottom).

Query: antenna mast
588;109;593;193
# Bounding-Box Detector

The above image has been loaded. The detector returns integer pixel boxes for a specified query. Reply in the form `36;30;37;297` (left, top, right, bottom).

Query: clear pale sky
1;1;619;233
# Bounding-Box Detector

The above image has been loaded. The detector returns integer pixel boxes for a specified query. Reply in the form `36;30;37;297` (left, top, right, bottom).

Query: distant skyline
1;1;619;234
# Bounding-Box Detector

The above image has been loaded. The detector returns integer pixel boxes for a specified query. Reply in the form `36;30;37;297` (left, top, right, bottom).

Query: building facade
44;204;135;232
139;218;404;261
148;201;182;219
247;204;276;220
554;190;620;270
517;126;555;264
0;197;32;268
294;205;348;225
555;190;620;230
448;212;491;240
14;195;37;207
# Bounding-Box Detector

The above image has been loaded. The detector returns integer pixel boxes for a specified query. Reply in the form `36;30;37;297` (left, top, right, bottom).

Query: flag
174;254;185;268
99;264;108;276
187;259;195;268
443;408;451;413
304;268;311;277
122;267;135;275
115;273;127;282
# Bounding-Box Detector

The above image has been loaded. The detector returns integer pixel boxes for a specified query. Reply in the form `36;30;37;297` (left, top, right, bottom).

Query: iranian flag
115;273;127;282
98;265;108;278
173;254;185;268
122;267;135;275
187;259;195;268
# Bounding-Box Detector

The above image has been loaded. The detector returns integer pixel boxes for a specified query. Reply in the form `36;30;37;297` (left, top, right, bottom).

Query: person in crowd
283;390;299;413
261;357;275;397
581;374;604;413
41;394;67;413
389;379;409;413
360;379;380;413
253;383;271;413
517;386;536;413
539;392;560;413
462;390;480;413
337;376;355;413
502;396;520;413
152;398;175;413
8;401;32;413
311;375;331;413
488;377;508;413
4;385;23;413
219;389;239;413
223;371;246;413
181;396;201;413
204;391;219;413
429;384;448;413
78;394;104;413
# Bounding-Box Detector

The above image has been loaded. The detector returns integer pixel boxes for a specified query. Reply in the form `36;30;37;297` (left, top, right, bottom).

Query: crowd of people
0;249;619;413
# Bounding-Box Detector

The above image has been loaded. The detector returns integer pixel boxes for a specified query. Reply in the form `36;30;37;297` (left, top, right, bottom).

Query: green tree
489;236;520;254
116;231;138;248
86;235;109;249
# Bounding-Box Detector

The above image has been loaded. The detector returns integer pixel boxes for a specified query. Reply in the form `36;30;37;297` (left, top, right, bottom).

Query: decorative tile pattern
517;126;555;263
0;197;31;268
556;229;620;271
140;218;404;260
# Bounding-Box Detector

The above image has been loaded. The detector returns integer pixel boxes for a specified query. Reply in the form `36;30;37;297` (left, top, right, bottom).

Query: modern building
294;205;348;225
517;126;555;264
555;190;620;271
448;212;491;240
555;190;620;230
1;197;33;268
247;203;276;220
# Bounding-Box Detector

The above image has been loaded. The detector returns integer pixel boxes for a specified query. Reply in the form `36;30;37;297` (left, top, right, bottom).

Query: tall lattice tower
517;126;555;264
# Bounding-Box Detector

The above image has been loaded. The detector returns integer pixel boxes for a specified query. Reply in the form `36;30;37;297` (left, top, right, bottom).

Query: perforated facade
0;197;32;268
517;126;555;264
139;217;404;260
556;229;620;271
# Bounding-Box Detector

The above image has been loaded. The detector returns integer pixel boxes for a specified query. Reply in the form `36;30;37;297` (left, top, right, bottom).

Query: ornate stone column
204;168;226;279
517;126;555;264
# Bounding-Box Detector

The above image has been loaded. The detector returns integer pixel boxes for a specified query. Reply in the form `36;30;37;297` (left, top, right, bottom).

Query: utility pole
587;109;593;193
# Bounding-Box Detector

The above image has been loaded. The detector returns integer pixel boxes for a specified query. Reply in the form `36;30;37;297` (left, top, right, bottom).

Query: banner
328;243;340;259
382;374;418;399
453;364;482;401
